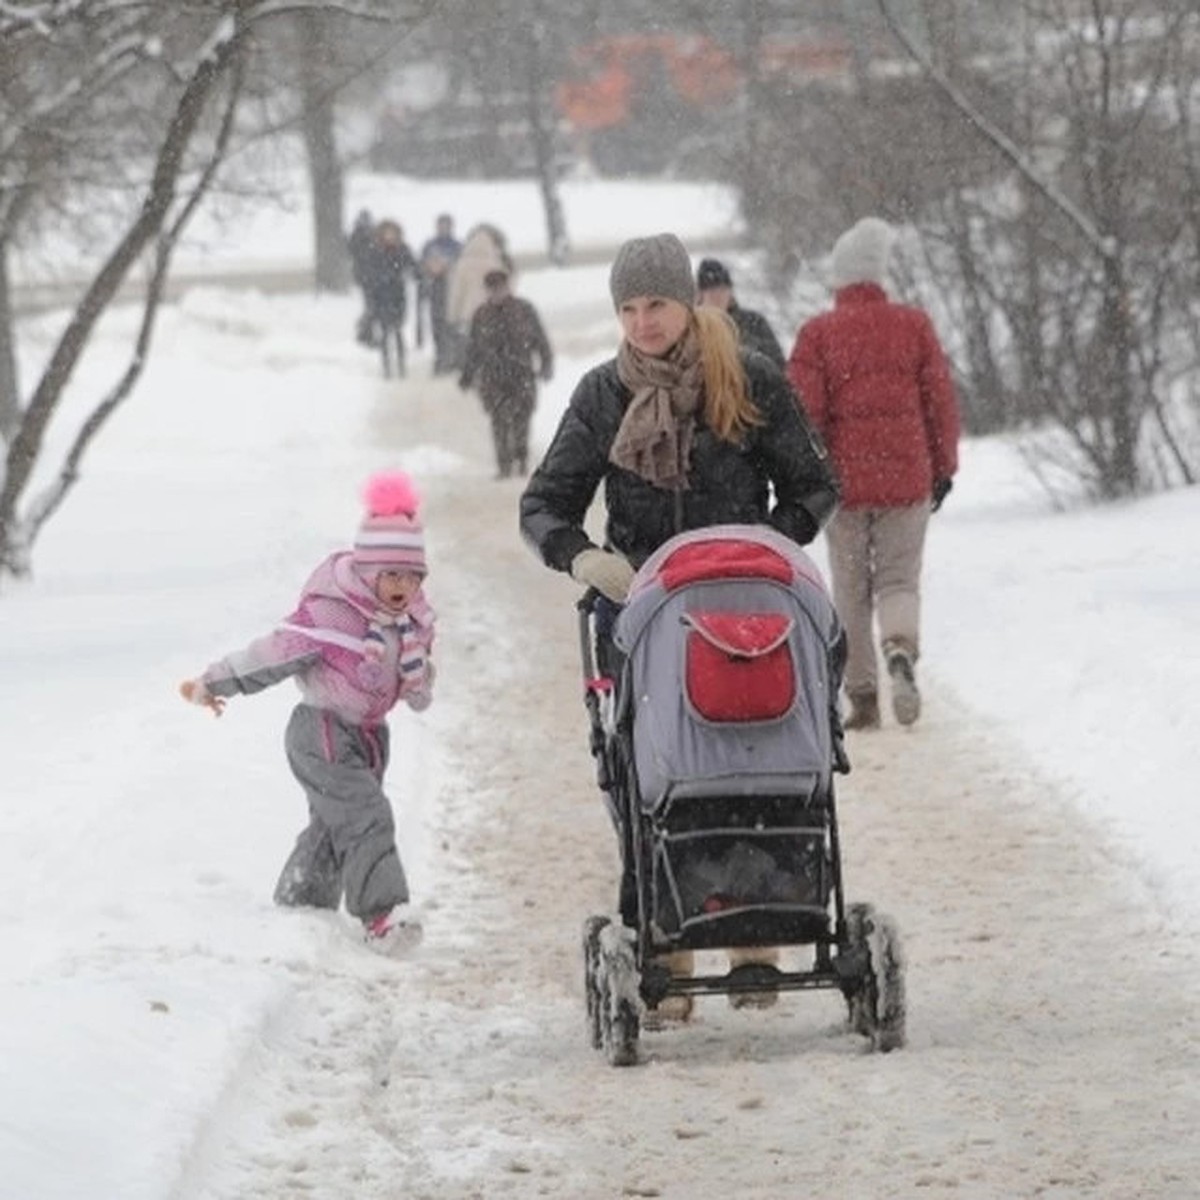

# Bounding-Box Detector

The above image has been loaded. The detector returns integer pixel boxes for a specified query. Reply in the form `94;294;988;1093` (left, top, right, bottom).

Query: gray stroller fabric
614;526;842;811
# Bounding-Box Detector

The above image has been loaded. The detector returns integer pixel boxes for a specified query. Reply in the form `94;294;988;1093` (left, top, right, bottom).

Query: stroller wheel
582;915;610;1050
596;923;640;1067
845;902;907;1052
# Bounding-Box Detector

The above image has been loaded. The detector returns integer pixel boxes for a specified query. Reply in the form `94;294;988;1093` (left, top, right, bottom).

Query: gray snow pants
273;704;409;921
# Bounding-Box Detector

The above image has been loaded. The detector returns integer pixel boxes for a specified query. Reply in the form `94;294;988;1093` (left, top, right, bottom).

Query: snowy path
171;374;1200;1200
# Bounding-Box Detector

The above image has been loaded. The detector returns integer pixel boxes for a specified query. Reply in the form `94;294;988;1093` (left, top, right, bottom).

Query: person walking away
178;471;436;956
459;269;552;479
419;213;463;375
787;217;959;730
363;220;419;375
347;209;377;346
446;223;515;349
695;257;786;370
521;233;839;1023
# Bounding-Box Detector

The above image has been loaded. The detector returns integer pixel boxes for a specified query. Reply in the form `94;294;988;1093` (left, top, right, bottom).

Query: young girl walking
180;471;436;955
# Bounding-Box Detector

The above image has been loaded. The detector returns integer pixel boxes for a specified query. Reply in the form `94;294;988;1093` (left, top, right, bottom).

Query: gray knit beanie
609;233;695;309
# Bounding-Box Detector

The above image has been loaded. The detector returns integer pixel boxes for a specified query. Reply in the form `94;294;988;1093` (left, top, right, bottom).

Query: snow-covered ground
2;178;1199;1199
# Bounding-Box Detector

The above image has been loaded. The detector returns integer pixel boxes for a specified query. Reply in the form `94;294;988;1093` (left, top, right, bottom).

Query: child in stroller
578;524;905;1065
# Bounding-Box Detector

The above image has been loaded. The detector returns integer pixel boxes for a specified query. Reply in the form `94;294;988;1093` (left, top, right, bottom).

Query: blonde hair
692;306;762;442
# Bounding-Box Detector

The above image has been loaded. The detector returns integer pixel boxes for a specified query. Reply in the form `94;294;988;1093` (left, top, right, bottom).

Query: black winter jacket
729;302;786;369
520;352;839;572
363;242;417;323
460;296;552;401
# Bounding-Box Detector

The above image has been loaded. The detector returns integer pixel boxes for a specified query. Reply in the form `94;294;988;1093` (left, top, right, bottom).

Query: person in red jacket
787;217;960;730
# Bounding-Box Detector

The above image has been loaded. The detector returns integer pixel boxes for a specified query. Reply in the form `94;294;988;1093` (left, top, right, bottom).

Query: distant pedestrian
787;217;960;731
363;220;418;331
179;471;436;956
362;220;419;373
459;270;552;479
419;213;463;375
347;209;377;346
446;223;514;338
695;257;786;369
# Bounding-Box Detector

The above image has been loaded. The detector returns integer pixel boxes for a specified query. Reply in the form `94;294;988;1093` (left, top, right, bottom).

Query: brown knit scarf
610;327;704;490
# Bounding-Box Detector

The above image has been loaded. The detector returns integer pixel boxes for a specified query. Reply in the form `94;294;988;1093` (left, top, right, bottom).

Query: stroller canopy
614;525;844;810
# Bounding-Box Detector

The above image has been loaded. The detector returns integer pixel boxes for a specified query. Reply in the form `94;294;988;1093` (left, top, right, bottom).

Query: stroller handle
577;587;602;683
575;585;602;615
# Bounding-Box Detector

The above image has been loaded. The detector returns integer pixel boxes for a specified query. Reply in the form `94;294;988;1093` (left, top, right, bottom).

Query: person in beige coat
446;223;514;336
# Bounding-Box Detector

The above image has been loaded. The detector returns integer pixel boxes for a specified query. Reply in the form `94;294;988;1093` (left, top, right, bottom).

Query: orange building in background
555;35;741;133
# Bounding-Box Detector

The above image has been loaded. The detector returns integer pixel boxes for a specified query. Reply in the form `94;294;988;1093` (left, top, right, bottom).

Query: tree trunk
298;12;349;293
1098;253;1139;496
840;0;874;100
0;243;18;440
525;6;569;265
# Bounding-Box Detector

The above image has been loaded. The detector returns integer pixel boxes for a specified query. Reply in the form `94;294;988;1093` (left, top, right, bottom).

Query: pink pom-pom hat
353;470;427;577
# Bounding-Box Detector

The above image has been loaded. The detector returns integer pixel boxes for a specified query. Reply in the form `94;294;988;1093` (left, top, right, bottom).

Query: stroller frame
576;541;905;1066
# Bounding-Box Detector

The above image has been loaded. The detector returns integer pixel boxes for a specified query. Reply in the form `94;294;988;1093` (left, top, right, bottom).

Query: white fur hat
830;217;895;288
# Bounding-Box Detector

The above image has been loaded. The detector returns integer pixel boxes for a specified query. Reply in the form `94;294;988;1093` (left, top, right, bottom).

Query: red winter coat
787;283;960;509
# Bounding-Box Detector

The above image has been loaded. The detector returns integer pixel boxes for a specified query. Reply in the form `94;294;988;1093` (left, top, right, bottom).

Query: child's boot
363;904;423;956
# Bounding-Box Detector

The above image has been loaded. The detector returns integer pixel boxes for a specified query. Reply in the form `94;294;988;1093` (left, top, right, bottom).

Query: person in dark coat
522;234;836;585
695;257;786;369
520;234;838;1025
418;213;463;375
361;220;419;353
459;270;552;479
787;217;960;731
347;209;377;346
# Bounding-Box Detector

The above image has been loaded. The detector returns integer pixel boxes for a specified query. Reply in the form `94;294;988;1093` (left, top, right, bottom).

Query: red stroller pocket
683;611;796;722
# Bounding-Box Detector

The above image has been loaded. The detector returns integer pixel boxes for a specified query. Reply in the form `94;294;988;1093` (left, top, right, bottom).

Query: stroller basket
651;793;833;944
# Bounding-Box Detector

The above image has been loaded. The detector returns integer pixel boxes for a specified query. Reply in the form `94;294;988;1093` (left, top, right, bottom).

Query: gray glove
570;548;635;603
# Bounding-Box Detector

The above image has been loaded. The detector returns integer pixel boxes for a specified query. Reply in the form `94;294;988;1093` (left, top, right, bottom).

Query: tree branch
0;11;246;530
874;0;1115;259
25;51;248;545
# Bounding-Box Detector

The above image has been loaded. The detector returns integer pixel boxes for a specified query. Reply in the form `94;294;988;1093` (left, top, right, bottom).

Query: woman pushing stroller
520;232;839;1022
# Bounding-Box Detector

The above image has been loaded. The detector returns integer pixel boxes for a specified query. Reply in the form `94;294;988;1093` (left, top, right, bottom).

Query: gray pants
825;504;930;697
274;705;409;921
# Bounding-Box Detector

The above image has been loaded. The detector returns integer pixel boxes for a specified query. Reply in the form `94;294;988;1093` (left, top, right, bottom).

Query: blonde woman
522;232;836;591
520;233;839;1023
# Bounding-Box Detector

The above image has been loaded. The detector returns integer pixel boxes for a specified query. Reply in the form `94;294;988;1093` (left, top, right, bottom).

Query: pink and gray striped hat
352;470;427;576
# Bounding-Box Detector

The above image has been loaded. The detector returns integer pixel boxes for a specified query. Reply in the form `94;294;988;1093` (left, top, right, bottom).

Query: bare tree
877;0;1199;496
415;0;574;262
281;8;435;291
0;0;430;581
734;0;1200;498
296;9;352;290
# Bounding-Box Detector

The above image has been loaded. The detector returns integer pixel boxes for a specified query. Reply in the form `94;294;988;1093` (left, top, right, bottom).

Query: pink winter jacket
201;552;435;726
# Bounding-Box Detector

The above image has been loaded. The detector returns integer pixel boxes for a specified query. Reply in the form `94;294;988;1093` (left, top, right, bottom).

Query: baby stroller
578;525;905;1066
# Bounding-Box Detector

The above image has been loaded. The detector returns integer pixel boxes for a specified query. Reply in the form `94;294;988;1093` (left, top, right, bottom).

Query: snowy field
1;176;1198;1199
11;171;743;285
